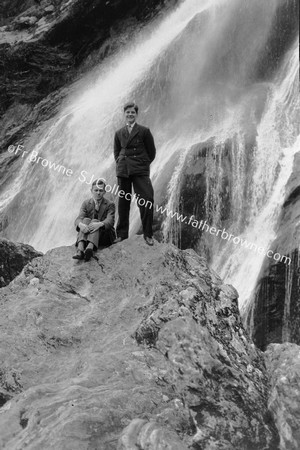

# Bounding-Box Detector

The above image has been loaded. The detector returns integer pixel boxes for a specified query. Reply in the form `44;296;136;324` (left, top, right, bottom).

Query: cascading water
0;0;299;317
212;42;299;312
0;0;229;250
157;1;299;312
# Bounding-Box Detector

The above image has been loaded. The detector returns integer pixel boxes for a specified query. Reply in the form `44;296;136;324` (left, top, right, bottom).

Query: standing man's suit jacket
114;123;156;178
74;197;116;241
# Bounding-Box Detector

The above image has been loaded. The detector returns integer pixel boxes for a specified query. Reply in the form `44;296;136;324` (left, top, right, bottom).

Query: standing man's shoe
113;237;126;244
144;236;154;246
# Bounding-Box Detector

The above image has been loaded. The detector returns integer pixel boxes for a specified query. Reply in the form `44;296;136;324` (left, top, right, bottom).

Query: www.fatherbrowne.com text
155;204;291;266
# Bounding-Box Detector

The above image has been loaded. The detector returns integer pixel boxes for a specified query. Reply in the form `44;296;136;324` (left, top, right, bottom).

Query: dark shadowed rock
265;343;300;450
0;237;42;287
247;153;300;350
0;237;278;449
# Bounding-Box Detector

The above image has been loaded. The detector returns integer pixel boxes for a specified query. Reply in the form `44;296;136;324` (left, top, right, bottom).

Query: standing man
73;179;115;261
113;102;156;246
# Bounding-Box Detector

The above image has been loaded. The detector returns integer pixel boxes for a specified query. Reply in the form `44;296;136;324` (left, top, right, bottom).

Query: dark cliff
0;0;180;150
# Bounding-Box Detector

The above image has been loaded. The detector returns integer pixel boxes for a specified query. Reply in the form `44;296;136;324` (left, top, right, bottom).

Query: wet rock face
0;237;278;449
168;137;253;260
247;260;287;351
247;153;300;350
161;140;229;257
247;252;300;351
0;237;43;287
265;343;300;450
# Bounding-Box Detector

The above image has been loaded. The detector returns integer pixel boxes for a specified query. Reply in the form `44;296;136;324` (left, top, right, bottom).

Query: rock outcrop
0;237;279;449
265;343;300;450
0;237;42;287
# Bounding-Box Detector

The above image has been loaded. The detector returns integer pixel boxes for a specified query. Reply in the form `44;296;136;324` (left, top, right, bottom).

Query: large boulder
0;236;279;449
0;237;42;287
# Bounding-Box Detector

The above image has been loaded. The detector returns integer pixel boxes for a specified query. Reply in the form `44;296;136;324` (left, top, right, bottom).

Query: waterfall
212;43;299;311
1;0;298;320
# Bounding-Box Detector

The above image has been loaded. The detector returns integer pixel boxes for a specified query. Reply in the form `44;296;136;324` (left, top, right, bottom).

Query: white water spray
212;43;300;310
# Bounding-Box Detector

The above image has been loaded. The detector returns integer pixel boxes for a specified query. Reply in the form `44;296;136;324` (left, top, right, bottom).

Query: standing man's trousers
116;175;154;239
